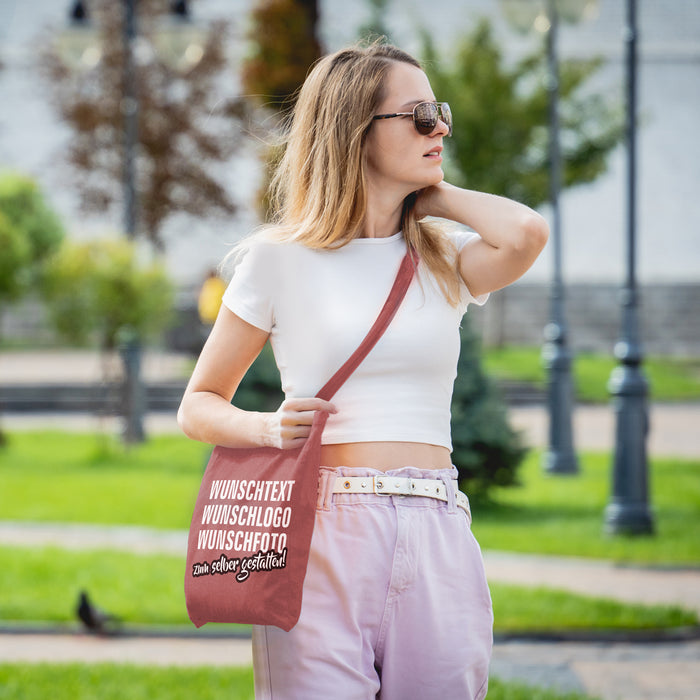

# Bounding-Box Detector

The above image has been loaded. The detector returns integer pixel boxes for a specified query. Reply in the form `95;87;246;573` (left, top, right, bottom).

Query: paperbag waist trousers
252;466;493;700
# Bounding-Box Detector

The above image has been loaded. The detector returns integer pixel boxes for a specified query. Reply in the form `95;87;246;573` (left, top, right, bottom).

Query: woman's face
364;61;450;199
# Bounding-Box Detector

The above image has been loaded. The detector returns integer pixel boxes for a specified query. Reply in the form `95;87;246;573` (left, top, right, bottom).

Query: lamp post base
543;449;579;475
605;339;654;536
542;325;579;475
604;501;654;536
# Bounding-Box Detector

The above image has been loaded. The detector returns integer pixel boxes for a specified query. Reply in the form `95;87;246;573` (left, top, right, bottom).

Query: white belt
333;476;471;525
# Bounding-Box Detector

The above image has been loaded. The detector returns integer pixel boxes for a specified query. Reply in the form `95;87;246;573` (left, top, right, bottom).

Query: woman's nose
433;118;450;137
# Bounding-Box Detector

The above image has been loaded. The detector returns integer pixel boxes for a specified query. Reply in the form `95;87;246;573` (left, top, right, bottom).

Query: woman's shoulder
228;228;300;267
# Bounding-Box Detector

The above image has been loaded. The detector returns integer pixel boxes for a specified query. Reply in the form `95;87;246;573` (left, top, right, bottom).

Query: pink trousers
252;466;493;700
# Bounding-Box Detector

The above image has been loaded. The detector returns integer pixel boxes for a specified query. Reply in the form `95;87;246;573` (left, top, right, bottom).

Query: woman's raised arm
417;182;549;298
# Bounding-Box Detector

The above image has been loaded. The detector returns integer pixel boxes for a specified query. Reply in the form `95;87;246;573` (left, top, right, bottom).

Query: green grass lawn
483;346;700;402
0;664;255;700
0;432;208;528
472;450;700;565
0;664;600;700
2;432;697;566
0;544;694;632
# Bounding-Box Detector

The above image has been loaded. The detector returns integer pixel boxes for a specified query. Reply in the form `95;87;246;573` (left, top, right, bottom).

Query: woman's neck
361;201;403;238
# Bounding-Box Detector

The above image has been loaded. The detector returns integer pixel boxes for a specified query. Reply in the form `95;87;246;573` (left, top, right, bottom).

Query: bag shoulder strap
315;249;417;402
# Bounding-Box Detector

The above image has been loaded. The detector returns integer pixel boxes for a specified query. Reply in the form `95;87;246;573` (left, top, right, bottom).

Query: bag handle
315;249;417;402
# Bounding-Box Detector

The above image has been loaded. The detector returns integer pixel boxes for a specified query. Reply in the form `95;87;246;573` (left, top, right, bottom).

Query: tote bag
184;250;416;631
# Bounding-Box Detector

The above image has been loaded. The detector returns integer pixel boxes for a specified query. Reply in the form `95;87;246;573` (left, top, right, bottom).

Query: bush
0;172;65;274
41;238;174;350
0;171;65;315
235;343;285;412
0;212;30;303
451;316;527;498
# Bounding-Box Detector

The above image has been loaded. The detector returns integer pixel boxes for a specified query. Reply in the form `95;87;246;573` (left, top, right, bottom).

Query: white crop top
222;230;488;451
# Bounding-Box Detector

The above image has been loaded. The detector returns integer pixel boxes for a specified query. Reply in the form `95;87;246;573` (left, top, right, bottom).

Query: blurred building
1;0;698;353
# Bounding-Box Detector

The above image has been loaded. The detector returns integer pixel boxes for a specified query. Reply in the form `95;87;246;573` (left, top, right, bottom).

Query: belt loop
439;472;457;514
317;468;336;511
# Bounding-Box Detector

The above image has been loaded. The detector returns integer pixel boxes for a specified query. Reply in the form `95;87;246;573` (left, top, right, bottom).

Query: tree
422;18;624;208
0;172;66;446
39;0;246;250
241;0;323;220
241;0;322;110
41;238;174;442
0;171;66;343
451;316;527;499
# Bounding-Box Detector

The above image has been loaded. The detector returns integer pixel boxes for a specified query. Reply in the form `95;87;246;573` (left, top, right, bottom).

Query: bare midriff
320;442;453;471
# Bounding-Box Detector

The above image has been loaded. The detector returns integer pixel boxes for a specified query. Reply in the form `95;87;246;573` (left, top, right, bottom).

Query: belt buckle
373;476;413;496
373;476;388;495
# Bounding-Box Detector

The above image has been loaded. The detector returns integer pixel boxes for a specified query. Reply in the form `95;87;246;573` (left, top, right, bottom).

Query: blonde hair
244;43;461;306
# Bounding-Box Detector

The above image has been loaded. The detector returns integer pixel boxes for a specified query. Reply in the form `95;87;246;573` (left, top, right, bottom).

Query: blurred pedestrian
197;268;226;327
178;42;548;699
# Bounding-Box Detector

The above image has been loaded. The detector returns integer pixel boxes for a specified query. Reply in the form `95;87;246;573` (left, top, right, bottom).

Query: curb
2;623;698;645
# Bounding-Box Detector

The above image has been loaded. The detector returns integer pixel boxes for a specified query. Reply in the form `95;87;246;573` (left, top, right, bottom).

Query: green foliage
233;342;284;412
41;238;174;350
241;0;322;108
422;19;624;208
0;212;30;303
0;172;65;303
451;317;528;496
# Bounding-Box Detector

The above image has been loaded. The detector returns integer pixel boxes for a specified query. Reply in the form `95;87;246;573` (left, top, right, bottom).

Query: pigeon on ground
76;590;122;635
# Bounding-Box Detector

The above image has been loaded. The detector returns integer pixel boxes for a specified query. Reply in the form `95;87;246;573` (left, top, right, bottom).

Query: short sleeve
447;229;490;308
221;242;276;332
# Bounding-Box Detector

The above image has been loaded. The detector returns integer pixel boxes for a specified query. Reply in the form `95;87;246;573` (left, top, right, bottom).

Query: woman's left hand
414;182;449;221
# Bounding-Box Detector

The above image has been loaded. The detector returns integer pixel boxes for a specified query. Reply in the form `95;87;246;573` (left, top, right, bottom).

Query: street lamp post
604;0;654;535
500;0;598;475
122;0;139;239
541;0;578;475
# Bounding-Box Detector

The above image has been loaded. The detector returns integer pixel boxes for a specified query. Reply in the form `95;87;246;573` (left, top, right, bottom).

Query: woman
178;43;548;700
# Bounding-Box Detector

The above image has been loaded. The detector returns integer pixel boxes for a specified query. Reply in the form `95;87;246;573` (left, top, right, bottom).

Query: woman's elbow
505;211;549;263
177;397;198;440
522;211;549;255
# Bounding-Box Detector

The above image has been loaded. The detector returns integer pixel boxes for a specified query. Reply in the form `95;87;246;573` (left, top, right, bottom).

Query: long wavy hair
248;43;462;306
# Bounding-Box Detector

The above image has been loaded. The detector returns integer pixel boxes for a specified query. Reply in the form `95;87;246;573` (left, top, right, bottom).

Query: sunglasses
373;101;452;137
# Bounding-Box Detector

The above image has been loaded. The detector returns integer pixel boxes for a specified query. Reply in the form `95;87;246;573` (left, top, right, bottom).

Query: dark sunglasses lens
413;102;438;134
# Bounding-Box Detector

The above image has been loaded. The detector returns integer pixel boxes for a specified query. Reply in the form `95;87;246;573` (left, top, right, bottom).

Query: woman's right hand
261;397;338;449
